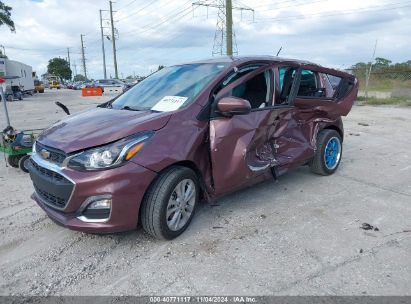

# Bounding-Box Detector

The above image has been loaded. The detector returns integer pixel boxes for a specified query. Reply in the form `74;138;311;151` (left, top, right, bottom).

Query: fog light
77;196;112;223
88;199;112;210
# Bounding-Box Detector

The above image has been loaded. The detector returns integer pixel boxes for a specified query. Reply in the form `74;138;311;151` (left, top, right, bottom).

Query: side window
229;71;272;110
220;65;261;89
278;66;297;104
324;73;343;98
297;69;321;97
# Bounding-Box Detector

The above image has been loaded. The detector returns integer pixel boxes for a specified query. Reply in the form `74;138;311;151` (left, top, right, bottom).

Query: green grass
358;79;411;92
357;96;411;106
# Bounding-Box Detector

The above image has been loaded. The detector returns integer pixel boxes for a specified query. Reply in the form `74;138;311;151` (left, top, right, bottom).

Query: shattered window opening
229;71;272;110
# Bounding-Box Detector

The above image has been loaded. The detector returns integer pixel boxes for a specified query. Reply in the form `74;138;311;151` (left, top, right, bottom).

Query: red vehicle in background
27;56;358;239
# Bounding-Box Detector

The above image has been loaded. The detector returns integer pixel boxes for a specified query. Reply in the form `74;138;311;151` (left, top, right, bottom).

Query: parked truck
0;59;34;95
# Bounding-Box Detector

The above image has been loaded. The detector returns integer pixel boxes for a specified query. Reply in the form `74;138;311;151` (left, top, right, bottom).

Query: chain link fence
349;68;411;97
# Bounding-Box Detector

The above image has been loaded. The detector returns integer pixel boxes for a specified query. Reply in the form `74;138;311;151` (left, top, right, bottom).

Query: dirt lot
0;89;410;296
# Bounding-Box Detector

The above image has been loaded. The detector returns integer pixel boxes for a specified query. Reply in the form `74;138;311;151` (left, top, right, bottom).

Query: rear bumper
29;155;157;233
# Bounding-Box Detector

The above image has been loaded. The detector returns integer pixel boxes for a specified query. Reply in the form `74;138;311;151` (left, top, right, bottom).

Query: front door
209;65;292;195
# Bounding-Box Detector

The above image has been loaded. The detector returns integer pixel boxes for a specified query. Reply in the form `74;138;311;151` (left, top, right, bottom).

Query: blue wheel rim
324;137;341;170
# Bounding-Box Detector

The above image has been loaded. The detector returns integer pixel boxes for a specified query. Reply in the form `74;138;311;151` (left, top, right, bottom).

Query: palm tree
0;1;15;32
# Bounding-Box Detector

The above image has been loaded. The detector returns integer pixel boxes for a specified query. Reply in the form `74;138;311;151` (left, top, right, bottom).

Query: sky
1;0;410;79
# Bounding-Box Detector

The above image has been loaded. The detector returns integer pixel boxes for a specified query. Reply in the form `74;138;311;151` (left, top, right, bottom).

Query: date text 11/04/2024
149;296;257;303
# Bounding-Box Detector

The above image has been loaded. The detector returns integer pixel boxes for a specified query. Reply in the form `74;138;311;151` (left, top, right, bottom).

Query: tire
309;129;343;176
7;95;13;102
18;154;31;173
7;155;21;168
140;166;199;240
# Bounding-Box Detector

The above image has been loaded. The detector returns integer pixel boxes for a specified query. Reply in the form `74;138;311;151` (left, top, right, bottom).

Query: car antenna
276;46;283;56
55;101;70;115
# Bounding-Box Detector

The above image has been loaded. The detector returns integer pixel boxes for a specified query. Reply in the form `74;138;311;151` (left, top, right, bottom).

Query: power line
256;2;411;22
118;5;193;39
4;45;68;52
115;0;138;12
116;0;158;22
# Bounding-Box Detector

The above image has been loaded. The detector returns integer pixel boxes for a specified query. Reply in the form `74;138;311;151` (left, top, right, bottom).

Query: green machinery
0;77;39;173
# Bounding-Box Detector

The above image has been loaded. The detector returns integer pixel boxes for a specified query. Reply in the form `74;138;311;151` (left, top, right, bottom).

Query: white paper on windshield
151;96;188;112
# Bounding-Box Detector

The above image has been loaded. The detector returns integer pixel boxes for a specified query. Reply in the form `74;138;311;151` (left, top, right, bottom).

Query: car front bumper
28;153;157;233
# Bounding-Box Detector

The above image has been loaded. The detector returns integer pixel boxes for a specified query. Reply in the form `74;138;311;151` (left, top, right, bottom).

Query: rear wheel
18;154;31;173
309;129;342;175
140;166;199;240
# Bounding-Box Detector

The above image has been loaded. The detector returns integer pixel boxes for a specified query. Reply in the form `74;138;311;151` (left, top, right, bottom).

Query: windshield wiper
120;105;147;111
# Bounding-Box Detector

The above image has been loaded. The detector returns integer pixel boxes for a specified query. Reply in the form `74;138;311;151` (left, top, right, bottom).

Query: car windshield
111;63;229;112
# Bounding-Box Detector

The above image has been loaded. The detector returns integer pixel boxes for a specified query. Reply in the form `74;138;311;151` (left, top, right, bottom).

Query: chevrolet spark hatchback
28;56;358;239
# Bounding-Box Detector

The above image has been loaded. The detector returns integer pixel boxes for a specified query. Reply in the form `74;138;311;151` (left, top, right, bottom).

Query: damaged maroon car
28;56;358;239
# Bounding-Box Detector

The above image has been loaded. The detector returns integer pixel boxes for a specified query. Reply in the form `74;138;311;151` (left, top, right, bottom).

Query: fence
349;68;411;96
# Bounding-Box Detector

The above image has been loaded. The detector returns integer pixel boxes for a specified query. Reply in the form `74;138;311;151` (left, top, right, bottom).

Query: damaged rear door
209;64;292;195
292;65;359;118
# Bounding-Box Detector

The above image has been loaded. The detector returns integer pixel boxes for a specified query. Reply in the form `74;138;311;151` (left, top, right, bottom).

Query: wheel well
169;161;207;200
322;125;343;141
137;160;208;226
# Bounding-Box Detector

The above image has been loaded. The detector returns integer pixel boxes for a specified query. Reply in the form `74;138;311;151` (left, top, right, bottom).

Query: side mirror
217;97;251;117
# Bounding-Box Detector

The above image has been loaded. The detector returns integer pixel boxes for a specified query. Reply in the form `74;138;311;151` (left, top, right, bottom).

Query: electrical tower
193;0;254;56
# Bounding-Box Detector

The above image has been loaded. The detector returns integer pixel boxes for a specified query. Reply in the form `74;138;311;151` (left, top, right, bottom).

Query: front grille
29;159;74;209
30;159;66;183
35;142;67;165
34;184;67;208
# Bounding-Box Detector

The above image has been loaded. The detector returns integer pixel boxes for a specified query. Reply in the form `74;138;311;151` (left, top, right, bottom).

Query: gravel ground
0;89;410;296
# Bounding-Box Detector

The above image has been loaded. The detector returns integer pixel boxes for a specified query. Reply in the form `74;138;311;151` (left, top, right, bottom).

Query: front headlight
68;131;153;171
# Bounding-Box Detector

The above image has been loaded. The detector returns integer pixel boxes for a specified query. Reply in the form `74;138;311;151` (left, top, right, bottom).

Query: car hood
38;108;172;153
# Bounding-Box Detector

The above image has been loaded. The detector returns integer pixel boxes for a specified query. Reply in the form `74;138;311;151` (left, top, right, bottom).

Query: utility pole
109;1;119;79
0;45;6;57
67;47;71;79
100;9;107;79
193;0;253;56
80;34;87;80
365;39;378;100
73;62;77;77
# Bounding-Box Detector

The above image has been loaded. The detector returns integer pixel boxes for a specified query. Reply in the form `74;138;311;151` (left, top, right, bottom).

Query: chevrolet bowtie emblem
40;149;51;159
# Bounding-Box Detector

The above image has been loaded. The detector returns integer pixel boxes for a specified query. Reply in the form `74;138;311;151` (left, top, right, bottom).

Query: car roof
184;55;316;65
180;56;353;79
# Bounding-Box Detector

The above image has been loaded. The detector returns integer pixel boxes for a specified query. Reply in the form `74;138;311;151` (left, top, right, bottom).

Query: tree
73;74;86;82
47;58;72;80
0;1;15;32
374;57;392;69
158;65;165;71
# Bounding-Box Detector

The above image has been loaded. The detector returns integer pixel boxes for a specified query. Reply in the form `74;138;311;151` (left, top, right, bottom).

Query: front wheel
140;166;199;240
309;129;342;175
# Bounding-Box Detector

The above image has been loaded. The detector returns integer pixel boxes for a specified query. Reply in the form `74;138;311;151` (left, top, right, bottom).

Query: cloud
1;0;410;78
